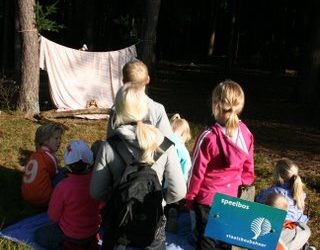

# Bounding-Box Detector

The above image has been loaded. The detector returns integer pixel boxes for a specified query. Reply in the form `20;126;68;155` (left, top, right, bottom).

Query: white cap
64;140;93;165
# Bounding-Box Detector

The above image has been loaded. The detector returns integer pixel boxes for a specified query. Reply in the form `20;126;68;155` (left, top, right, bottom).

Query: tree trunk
140;0;162;75
301;1;320;122
207;0;220;56
17;0;40;115
14;1;21;82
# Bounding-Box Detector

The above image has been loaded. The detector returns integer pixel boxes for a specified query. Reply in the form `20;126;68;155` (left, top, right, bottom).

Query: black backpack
105;135;173;248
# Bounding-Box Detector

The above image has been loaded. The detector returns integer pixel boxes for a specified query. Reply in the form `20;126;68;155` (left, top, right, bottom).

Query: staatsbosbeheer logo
250;217;272;240
205;193;287;250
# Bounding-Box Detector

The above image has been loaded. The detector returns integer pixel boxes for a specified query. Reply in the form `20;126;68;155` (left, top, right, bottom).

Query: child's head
114;83;162;164
273;158;305;210
64;140;94;174
211;80;245;137
170;113;191;143
265;193;289;211
34;124;63;152
114;83;148;127
122;59;150;86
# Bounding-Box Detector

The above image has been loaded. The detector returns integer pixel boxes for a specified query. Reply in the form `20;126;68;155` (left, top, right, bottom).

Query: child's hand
185;199;194;211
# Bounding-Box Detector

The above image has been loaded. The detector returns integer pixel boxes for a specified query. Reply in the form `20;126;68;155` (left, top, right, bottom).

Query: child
265;193;290;250
21;123;63;208
256;158;313;250
106;59;173;139
165;113;192;233
34;140;101;250
169;113;192;182
91;83;186;249
185;80;255;250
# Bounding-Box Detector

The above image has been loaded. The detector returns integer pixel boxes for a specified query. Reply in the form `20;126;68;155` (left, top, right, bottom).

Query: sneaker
303;243;317;250
165;208;179;233
307;246;316;250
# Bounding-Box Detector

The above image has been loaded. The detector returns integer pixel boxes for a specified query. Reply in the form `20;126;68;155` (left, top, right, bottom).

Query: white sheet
39;36;137;112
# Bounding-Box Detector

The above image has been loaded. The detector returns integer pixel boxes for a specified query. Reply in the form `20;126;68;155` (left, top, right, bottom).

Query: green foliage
0;77;19;111
0;238;32;250
35;1;64;33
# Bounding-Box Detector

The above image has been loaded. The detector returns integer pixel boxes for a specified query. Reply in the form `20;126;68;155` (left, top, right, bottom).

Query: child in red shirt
21;123;63;207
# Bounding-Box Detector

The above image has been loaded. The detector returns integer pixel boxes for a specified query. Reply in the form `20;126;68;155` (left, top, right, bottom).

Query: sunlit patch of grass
0;238;32;249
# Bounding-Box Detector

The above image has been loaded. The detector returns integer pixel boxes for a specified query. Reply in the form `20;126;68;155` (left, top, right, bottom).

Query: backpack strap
107;134;134;166
154;136;174;162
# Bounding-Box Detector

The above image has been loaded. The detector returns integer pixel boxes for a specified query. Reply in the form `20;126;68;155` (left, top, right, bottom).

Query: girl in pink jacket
186;80;254;250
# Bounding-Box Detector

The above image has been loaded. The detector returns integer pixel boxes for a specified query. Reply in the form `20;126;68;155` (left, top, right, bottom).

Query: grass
0;112;319;249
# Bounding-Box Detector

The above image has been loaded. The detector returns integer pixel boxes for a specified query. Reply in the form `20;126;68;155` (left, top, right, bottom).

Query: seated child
21;123;63;208
257;158;313;250
34;140;101;250
265;193;315;250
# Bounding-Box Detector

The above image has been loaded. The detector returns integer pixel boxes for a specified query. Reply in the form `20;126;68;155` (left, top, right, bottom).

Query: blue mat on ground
0;212;195;250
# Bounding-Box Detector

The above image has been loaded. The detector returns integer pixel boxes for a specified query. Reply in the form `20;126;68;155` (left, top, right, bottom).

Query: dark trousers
194;203;217;250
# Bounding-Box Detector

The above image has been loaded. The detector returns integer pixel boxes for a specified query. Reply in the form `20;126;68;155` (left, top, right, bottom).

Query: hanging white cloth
39;36;137;112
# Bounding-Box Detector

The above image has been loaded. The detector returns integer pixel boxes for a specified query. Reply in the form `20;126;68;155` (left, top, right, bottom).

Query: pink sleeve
186;132;214;201
241;131;255;185
48;184;64;222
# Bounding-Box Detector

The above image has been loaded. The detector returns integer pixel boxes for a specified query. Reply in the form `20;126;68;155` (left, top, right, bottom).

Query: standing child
256;158;313;250
21;123;63;208
169;113;192;182
34;140;101;250
185;80;255;250
165;113;192;233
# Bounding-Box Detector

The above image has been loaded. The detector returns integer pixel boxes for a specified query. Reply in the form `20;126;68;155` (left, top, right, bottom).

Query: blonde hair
265;193;289;211
114;83;162;164
34;124;63;149
170;113;191;142
122;59;149;86
212;80;245;137
273;158;306;210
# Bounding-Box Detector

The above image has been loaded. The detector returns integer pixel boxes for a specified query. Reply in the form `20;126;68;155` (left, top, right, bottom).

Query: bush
0;77;19;110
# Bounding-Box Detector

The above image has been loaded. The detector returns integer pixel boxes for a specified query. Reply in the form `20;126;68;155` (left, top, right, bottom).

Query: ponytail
274;158;306;211
291;175;305;210
225;110;239;138
136;122;162;164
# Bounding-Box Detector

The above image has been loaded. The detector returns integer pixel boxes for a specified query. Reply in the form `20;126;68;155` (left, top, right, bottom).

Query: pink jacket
48;172;101;240
186;121;254;206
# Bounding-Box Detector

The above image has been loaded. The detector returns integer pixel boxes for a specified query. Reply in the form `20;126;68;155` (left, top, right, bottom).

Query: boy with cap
34;140;101;250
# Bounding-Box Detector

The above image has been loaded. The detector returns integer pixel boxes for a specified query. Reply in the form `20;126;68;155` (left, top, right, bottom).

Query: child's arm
48;185;64;222
241;133;255;185
186;131;213;209
90;142;113;201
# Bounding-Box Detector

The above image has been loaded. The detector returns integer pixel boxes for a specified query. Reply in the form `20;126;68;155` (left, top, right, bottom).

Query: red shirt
21;146;58;206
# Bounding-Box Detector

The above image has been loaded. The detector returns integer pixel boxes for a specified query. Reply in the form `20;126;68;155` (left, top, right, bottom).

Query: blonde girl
256;158;312;250
186;80;254;250
91;83;186;249
170;113;192;181
256;158;308;223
